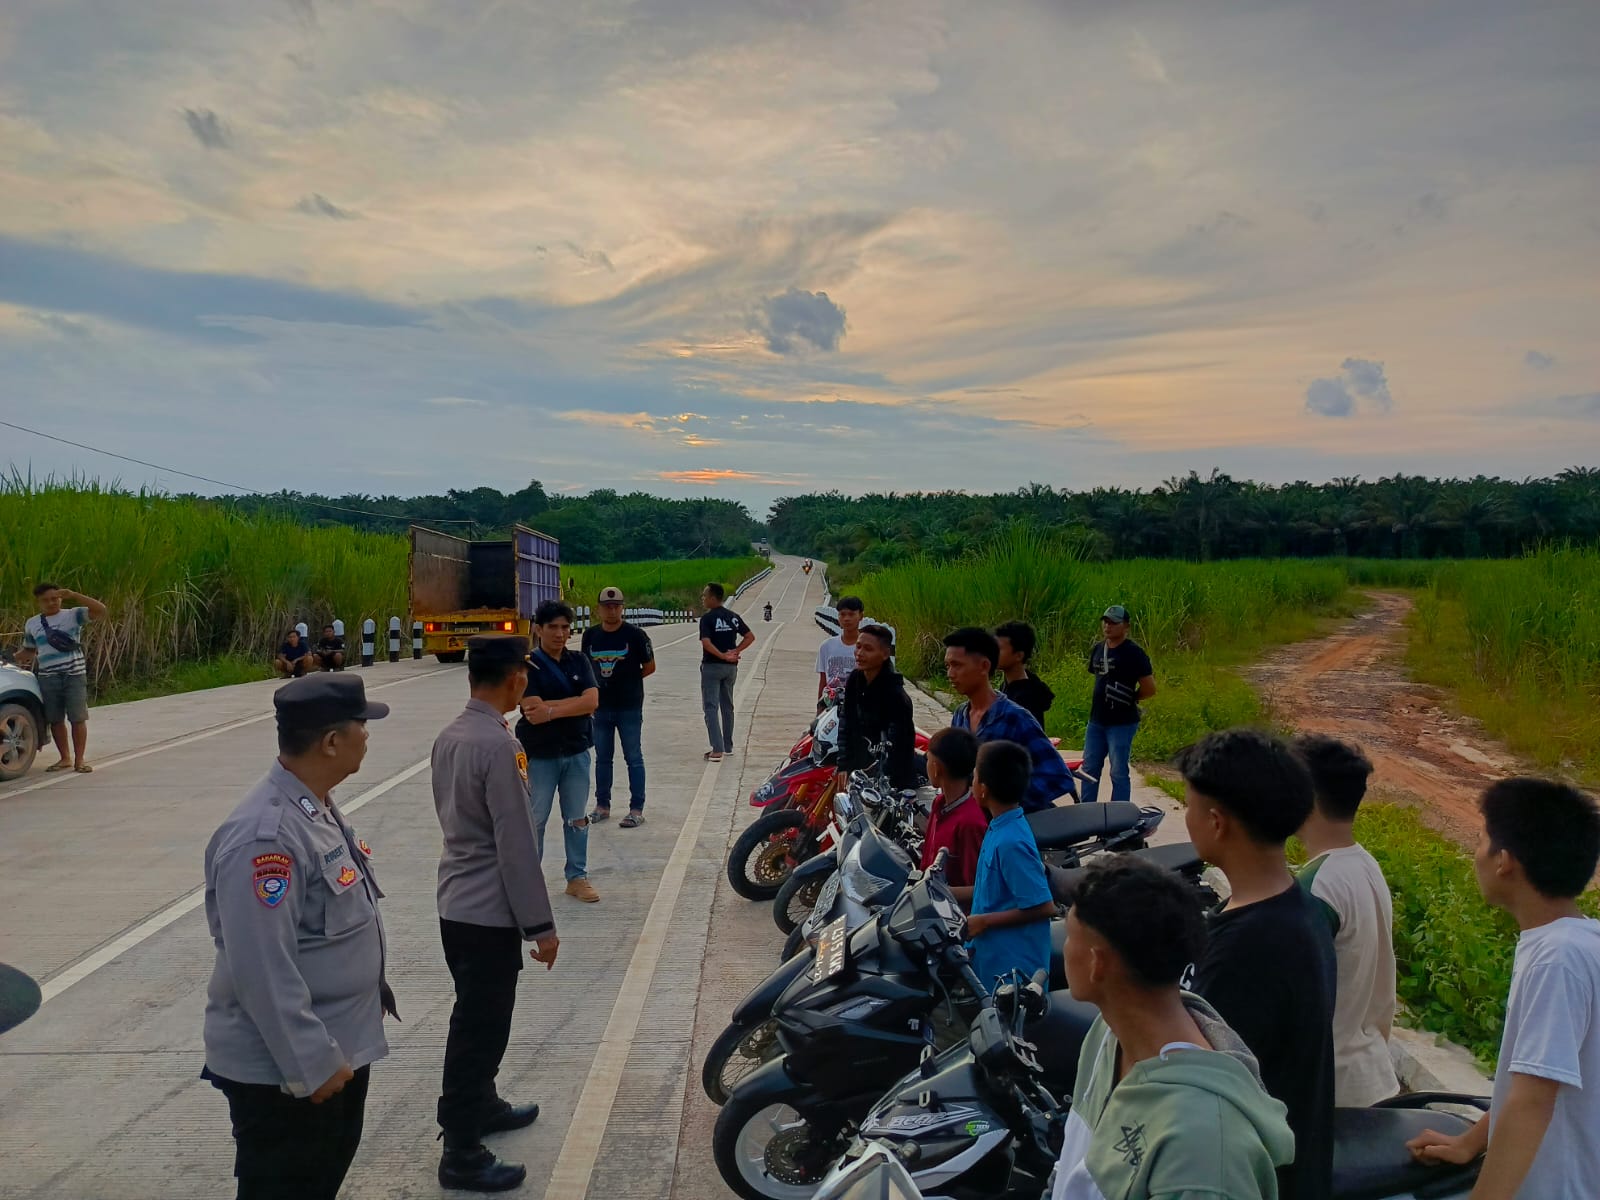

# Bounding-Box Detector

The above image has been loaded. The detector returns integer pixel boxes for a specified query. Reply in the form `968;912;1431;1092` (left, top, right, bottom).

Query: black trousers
206;1064;371;1200
438;918;524;1145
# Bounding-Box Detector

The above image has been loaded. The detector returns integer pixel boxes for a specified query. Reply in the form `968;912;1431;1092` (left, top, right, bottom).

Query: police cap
274;672;391;731
467;633;530;667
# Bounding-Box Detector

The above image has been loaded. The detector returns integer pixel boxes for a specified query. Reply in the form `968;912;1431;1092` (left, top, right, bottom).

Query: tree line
768;469;1600;572
208;481;759;564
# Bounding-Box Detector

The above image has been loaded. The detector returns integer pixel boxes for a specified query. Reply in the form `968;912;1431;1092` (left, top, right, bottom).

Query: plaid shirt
952;692;1076;811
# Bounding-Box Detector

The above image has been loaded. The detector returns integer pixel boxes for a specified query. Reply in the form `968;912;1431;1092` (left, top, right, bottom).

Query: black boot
481;1100;540;1134
438;1143;528;1193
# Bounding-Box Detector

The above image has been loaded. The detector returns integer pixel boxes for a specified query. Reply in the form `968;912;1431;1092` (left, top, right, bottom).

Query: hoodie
836;665;919;789
1049;993;1295;1200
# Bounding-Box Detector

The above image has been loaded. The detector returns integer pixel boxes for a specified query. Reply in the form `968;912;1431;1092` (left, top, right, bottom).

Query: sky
2;0;1598;518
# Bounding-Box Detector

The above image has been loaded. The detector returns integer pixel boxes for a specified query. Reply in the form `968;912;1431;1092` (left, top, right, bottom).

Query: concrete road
0;556;821;1200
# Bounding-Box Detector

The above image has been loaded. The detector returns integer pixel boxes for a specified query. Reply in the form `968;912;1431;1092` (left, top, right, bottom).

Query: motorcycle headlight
823;996;891;1021
841;855;896;905
855;785;884;811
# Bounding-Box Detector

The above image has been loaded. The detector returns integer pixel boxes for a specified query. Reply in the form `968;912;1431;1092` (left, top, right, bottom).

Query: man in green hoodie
1048;856;1294;1200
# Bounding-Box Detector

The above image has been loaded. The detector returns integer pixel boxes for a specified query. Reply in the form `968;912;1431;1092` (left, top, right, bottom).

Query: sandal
703;751;724;762
589;808;611;824
45;761;73;773
620;811;645;828
74;763;94;774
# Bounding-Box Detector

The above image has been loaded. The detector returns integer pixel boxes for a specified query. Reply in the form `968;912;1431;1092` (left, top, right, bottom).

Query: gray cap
0;962;41;1035
1102;605;1130;624
467;633;530;666
273;672;390;731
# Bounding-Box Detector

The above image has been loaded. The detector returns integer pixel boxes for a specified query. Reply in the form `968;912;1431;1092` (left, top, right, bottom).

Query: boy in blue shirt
963;739;1056;991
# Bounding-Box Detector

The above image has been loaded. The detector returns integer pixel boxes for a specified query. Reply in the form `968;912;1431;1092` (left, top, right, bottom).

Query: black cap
0;962;42;1035
467;633;530;666
274;673;390;731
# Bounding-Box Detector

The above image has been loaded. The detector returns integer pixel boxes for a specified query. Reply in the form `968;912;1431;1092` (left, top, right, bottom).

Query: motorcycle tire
727;809;810;901
712;1087;848;1200
771;867;828;935
701;1018;783;1106
779;926;807;963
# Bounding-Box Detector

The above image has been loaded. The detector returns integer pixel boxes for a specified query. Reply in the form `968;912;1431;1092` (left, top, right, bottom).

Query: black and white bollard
361;619;376;667
295;621;309;643
387;617;401;663
412;621;423;660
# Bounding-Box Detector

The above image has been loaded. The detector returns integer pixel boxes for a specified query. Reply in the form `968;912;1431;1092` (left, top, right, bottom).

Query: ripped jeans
528;749;591;882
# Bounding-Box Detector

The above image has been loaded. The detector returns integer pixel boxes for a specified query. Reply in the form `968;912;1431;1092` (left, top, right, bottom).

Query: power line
0;418;476;525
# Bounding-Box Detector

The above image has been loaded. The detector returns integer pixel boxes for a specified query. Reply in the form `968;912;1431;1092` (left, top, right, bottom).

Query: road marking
543;621;785;1200
1;666;453;800
36;756;431;1005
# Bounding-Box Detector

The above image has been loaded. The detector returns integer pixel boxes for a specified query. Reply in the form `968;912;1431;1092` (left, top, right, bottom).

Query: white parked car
0;657;45;782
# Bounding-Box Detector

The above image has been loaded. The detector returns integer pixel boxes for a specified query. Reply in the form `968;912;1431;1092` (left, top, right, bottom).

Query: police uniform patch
514;749;529;783
253;853;292;908
336;866;359;889
357;839;373;858
297;796;319;820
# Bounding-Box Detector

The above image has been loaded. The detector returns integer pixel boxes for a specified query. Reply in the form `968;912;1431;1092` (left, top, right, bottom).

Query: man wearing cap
431;634;559;1192
200;673;397;1200
1081;605;1157;804
580;587;656;828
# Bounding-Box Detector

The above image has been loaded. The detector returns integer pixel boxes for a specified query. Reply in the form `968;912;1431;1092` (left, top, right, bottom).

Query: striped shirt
24;607;89;676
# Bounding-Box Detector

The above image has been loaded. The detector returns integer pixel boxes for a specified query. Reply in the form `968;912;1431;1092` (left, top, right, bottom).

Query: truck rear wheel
435;651;466;664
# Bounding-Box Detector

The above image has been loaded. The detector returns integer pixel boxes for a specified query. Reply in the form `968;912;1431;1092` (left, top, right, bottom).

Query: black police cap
274;672;390;731
467;633;531;666
0;962;41;1036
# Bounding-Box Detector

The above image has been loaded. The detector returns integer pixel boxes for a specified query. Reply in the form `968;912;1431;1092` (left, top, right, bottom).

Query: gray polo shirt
202;762;390;1096
432;698;556;938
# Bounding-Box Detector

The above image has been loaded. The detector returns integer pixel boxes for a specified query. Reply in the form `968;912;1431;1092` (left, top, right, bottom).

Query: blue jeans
1080;721;1138;804
528;749;591;881
594;707;646;812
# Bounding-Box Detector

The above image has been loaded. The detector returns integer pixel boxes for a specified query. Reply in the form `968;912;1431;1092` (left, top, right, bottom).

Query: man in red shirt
920;727;988;889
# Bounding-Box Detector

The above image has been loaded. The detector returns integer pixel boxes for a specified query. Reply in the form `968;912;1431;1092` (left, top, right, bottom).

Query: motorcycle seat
1331;1106;1478;1200
1048;918;1068;989
1138;841;1204;875
1023;990;1098;1089
1026;802;1143;850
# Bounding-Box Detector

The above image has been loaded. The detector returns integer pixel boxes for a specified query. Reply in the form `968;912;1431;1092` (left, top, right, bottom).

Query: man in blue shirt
963;740;1056;991
943;627;1074;811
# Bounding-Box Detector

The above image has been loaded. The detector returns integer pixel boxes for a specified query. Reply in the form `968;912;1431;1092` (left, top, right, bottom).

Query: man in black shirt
1081;604;1155;803
995;620;1054;728
698;583;754;762
1179;727;1337;1200
517;602;602;903
312;624;346;672
580;587;655;828
835;624;920;791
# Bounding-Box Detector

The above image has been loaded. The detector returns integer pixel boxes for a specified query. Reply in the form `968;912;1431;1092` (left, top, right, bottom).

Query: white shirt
1490;916;1600;1200
815;635;858;696
1300;844;1400;1105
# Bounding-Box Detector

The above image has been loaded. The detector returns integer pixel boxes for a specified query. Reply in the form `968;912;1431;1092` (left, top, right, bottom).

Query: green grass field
563;556;768;612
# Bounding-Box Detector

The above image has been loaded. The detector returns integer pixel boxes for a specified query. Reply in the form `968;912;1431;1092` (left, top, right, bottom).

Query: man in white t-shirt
18;581;108;775
1408;777;1600;1200
815;596;864;706
1292;733;1399;1106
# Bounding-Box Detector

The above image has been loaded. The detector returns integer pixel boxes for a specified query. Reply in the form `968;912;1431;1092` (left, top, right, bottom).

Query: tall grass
0;478;407;693
563;556;768;612
856;529;1355;759
1406;547;1600;780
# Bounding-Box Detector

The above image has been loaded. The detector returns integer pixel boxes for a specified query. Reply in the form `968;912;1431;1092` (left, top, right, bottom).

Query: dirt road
1250;591;1520;847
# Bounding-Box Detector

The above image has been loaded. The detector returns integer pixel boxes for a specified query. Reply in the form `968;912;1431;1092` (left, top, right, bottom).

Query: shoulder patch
515;749;529;783
253;853;292;908
296;796;319;820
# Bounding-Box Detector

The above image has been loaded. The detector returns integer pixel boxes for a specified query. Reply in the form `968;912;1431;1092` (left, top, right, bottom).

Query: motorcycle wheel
712;1092;848;1200
771;867;827;935
727;810;810;901
701;1019;783;1106
779;926;807;962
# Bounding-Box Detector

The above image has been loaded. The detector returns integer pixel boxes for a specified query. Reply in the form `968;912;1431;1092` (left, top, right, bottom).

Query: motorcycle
826;967;1490;1200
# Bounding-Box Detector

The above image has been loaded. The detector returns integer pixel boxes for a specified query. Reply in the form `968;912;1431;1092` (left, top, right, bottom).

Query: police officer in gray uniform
201;672;397;1200
432;634;560;1192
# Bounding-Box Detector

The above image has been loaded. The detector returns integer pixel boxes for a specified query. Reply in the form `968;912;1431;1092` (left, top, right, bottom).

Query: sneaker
565;877;600;903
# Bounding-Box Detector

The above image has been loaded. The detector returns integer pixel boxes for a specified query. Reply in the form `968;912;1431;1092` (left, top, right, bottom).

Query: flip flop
45;762;72;773
703;751;723;762
589;808;611;824
73;764;93;774
620;812;645;829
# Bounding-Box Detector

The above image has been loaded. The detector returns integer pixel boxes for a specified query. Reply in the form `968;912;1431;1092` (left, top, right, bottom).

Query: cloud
754;287;847;354
1527;393;1600;418
1305;358;1393;419
295;193;360;220
1524;349;1556;371
656;468;801;486
181;107;231;149
424;395;486;407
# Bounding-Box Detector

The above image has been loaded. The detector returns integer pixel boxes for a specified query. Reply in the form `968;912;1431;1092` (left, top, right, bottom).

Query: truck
409;525;561;663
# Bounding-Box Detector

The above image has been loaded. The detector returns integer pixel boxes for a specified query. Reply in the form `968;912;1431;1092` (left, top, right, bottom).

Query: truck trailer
409;525;561;662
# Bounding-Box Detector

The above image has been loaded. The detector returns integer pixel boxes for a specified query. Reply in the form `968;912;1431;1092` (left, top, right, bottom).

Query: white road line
1;666;454;800
542;622;785;1200
36;756;432;1006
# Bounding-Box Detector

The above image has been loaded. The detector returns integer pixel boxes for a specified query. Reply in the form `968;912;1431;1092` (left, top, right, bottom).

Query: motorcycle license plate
813;916;849;981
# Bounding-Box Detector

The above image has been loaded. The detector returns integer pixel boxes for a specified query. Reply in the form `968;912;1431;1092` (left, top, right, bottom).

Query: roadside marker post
412;621;423;659
361;619;376;667
387;617;401;663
